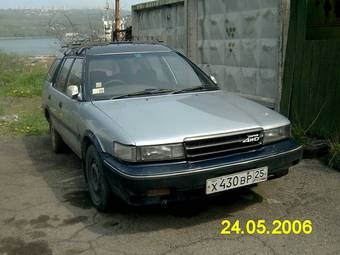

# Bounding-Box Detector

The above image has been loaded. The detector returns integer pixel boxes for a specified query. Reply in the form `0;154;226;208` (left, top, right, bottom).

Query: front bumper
102;139;302;205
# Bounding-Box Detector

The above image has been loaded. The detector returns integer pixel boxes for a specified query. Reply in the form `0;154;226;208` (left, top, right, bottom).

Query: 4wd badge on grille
242;134;260;143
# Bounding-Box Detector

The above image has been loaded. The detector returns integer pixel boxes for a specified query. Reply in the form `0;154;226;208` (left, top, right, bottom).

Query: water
0;37;62;56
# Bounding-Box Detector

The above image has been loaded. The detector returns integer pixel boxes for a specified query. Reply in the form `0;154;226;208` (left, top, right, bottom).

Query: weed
328;134;340;168
291;103;327;146
292;124;311;146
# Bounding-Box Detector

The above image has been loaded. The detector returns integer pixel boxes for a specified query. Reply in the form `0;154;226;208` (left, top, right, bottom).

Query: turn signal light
146;188;171;197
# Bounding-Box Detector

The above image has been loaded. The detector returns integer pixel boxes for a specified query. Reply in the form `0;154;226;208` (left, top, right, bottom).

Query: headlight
113;142;185;162
139;144;185;162
263;125;291;144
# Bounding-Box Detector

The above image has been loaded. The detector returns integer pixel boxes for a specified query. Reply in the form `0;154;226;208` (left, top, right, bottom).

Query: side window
67;58;83;89
54;58;74;93
47;58;61;82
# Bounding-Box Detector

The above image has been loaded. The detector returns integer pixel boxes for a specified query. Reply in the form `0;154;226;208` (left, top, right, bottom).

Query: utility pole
114;0;120;41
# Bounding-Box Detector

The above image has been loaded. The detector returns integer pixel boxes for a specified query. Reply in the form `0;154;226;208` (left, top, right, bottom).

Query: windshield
86;51;216;100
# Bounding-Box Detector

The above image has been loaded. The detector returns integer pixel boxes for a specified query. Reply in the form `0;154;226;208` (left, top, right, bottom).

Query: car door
49;58;74;145
61;57;84;156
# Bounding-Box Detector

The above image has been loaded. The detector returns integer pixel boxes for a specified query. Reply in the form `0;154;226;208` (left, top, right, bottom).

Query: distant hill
0;9;130;38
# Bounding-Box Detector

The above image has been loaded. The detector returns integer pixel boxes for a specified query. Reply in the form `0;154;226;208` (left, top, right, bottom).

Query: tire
85;145;111;212
50;123;66;153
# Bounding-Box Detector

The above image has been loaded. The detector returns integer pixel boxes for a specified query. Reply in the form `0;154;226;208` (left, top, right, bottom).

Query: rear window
54;58;74;93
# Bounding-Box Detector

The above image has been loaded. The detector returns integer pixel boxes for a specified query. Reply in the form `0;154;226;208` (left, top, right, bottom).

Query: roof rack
62;40;111;56
62;40;167;56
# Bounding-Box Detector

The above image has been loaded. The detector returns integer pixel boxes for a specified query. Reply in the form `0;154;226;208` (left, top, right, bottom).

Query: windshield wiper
172;85;219;95
111;88;174;100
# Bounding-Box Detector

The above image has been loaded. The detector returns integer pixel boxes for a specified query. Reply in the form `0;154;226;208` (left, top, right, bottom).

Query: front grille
184;129;264;160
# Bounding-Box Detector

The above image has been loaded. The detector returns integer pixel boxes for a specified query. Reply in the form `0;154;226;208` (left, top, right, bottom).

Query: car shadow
23;135;264;236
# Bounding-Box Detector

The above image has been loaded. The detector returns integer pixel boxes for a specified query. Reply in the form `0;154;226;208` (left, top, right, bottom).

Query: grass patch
10;112;49;135
0;53;48;97
0;104;4;115
0;53;51;136
6;67;47;97
0;110;49;136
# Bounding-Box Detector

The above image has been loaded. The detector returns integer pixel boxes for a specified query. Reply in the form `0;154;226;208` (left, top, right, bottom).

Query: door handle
58;102;63;108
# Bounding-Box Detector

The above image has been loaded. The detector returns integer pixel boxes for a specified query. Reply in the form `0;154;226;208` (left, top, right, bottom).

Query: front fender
81;131;105;158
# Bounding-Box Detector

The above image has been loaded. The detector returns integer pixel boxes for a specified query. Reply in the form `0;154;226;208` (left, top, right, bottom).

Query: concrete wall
132;0;287;109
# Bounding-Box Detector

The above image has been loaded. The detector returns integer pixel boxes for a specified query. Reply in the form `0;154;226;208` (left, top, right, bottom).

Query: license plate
206;167;268;195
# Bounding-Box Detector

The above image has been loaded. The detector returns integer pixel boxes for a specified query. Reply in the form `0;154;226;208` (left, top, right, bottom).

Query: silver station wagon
42;43;302;212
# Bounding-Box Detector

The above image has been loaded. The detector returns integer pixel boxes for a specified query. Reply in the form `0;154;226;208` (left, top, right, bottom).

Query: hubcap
88;157;102;204
91;161;100;192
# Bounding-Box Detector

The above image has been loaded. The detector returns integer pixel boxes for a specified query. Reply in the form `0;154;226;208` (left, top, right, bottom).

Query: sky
0;0;152;10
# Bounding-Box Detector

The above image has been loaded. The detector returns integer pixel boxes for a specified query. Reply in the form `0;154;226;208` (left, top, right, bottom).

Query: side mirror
66;85;79;99
210;75;218;85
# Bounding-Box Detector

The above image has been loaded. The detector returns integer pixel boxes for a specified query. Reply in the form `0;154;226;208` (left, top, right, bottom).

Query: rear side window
54;58;74;93
67;58;83;89
47;58;61;82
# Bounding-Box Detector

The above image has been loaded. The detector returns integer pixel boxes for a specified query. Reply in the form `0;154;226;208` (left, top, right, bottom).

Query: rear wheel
50;123;66;153
85;145;111;212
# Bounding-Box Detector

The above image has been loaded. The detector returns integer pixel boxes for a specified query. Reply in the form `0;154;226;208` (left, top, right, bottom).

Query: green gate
281;0;340;138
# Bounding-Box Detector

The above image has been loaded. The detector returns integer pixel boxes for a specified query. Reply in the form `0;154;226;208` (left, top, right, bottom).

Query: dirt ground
0;136;339;255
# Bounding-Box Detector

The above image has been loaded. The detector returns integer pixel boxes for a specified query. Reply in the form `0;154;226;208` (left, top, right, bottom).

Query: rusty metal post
114;0;121;41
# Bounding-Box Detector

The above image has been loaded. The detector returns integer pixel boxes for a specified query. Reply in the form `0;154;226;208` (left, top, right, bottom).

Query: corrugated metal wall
132;0;186;54
132;0;284;108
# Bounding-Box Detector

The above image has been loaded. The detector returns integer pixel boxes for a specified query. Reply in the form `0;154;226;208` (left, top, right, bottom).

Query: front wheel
85;145;111;212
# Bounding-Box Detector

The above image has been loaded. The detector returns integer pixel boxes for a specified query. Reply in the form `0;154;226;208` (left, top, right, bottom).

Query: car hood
92;91;290;146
